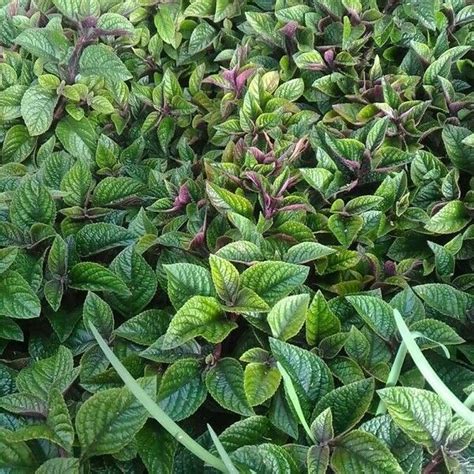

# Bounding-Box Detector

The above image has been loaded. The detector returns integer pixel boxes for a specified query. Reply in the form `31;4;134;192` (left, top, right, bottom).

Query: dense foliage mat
0;0;473;472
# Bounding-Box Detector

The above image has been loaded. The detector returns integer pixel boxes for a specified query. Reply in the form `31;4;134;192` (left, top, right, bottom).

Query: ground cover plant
0;0;473;472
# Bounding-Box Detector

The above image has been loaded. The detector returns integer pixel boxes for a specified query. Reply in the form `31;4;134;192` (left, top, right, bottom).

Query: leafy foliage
0;0;473;472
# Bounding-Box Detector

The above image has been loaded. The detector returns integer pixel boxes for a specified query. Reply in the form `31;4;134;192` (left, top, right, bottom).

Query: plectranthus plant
0;0;473;472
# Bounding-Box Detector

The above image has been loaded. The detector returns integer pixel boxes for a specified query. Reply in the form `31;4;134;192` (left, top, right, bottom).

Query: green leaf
410;318;464;348
21;85;58;136
206;358;254;416
0;317;23;341
60;159;92;207
218;416;272;452
311;407;334;444
188;22;215;55
413;283;473;320
308;445;330;474
35;458;79;474
97;13;134;34
154;5;178;47
274;78;304;101
0;428;37;473
136;423;176;474
346;295;396;340
268;294;310;341
164;263;216;310
442;125;474;173
425;200;470;234
69;262;130;294
162;296;237;349
83;292;114;340
0;392;48;416
206;182;253;218
306;291;341;346
270;338;333;414
15;28;68;62
76;377;156;457
115;309;170;345
285;242;336;264
331;430;403;473
0;270;41;319
106;246;157;316
92;177;145;207
76;223;135;256
16;346;78;399
312;378;375;435
244;362;281;406
209;254;240;303
79;45;132;82
56;117;97;161
0;247;18;274
10;178;56;230
158;359;206;421
328;214;363;247
241;261;309;304
2;124;36;163
361;414;423;474
377;387;451;452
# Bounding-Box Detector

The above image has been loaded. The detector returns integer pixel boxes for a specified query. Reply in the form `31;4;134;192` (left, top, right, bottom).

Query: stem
89;323;227;473
376;341;407;415
393;310;474;426
464;391;474;409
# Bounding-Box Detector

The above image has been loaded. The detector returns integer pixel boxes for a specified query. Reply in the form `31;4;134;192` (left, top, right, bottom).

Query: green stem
393;310;474;426
376;341;407;415
89;323;227;473
464;391;474;410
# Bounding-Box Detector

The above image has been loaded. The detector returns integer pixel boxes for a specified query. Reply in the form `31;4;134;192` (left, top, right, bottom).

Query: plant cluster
0;0;473;472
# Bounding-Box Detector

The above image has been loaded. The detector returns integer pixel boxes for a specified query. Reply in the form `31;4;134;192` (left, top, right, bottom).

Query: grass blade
207;424;240;474
88;322;227;472
393;309;474;425
277;361;316;443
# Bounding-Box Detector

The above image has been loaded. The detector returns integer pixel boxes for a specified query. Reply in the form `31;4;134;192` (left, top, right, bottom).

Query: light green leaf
285;242;336;264
55;116;97;161
209;254;240;304
206;358;254;416
268;294;310;341
15;28;68;62
244;362;281;406
241;261;309;304
331;430;403;473
2;124;36;163
188;22;215;55
79;44;132;81
97;13;134;34
313;378;375;435
346;295;396;340
60;159;92;207
328;214;363;247
377;387;451;452
425;200;470;234
0;246;18;275
306;290;341;346
164;263;216;310
274;78;304;101
206;182;253;218
162;296;237;349
21;85;58;136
